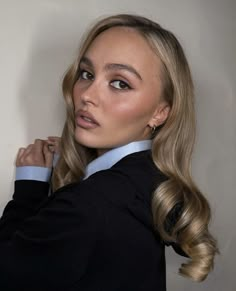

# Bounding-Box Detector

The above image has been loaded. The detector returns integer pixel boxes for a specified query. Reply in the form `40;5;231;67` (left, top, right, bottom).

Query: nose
79;80;100;106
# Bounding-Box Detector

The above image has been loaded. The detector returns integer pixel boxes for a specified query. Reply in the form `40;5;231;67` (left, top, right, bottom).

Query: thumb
43;142;54;168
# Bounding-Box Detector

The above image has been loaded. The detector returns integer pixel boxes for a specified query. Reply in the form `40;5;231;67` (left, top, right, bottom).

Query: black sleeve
0;180;105;291
0;180;49;241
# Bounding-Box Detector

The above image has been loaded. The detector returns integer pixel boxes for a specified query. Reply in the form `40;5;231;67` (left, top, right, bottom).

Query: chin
74;127;134;150
74;129;103;149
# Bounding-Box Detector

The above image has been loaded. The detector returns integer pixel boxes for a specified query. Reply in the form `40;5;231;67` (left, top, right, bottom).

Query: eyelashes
78;69;132;90
79;70;94;81
110;80;131;90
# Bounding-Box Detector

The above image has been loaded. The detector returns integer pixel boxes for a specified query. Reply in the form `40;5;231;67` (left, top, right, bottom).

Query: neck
96;148;112;157
96;138;152;157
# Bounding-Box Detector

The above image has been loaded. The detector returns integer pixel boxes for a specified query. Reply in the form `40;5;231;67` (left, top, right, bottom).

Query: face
73;26;170;154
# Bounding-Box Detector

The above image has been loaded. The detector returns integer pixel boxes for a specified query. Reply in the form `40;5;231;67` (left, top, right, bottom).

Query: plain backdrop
0;0;235;290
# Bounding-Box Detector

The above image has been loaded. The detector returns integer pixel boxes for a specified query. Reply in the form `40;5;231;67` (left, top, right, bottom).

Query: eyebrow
80;56;142;81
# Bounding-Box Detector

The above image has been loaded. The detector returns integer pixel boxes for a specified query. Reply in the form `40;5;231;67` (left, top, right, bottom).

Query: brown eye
79;70;94;80
110;80;131;90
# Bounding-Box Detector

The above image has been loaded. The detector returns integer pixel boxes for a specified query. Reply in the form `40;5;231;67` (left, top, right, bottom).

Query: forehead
84;26;161;79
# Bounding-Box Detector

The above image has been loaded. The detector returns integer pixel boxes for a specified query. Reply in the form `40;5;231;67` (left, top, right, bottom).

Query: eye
79;69;94;80
110;80;131;90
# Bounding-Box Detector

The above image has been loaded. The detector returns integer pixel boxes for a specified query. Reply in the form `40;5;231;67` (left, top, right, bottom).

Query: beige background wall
0;0;235;290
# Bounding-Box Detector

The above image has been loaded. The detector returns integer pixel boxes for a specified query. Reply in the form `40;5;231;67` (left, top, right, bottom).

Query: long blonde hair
52;14;218;282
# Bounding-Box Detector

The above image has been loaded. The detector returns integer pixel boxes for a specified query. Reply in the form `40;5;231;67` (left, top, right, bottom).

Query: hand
46;136;61;154
16;139;53;168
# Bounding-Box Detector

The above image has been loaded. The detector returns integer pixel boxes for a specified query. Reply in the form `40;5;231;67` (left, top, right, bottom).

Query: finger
45;140;55;147
45;140;56;153
24;144;34;154
17;147;26;159
48;145;55;153
17;145;36;166
43;143;54;167
46;137;61;154
16;148;26;166
47;136;60;141
21;140;44;166
46;137;60;145
33;139;44;154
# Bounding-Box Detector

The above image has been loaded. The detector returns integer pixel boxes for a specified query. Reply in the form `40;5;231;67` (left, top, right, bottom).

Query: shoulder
54;150;167;208
111;150;166;181
77;150;167;206
55;167;136;208
105;150;167;203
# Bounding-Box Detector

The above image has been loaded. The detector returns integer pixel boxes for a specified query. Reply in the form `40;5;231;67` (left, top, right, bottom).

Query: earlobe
149;103;170;128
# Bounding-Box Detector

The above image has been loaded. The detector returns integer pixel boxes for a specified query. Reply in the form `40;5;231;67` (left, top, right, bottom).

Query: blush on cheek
111;104;140;120
116;105;152;124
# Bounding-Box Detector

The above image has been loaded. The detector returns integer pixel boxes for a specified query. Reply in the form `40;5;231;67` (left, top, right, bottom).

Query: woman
0;14;218;290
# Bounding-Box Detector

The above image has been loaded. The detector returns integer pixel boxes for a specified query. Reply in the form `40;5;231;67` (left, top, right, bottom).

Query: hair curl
52;14;218;282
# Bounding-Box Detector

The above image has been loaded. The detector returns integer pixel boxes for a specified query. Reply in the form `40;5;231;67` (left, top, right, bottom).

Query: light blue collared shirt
84;140;151;179
15;140;152;182
15;153;60;182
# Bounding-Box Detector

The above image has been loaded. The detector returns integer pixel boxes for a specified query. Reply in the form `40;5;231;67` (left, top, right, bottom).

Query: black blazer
0;150;185;291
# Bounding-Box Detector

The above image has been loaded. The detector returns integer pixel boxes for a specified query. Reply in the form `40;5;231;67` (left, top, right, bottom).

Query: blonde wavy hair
52;14;218;282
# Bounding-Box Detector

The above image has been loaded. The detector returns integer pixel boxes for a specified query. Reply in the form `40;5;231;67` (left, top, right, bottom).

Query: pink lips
75;110;100;129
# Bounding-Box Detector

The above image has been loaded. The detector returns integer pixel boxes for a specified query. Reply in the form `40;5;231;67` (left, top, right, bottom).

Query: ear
148;101;170;128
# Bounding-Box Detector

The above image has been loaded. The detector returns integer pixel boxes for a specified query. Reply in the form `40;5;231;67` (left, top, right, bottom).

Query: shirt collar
84;140;152;179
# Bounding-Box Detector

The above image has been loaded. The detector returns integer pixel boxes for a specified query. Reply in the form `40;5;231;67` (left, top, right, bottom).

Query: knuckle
35;138;42;143
24;156;32;163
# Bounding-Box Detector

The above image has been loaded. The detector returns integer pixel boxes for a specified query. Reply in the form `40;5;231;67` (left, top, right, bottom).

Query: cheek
107;97;152;125
72;86;79;106
72;82;86;107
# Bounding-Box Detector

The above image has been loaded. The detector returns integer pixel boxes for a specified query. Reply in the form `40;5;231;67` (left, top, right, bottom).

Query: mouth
75;110;100;129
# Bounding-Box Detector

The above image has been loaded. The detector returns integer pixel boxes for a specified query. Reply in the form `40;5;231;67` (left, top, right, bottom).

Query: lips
75;110;100;129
